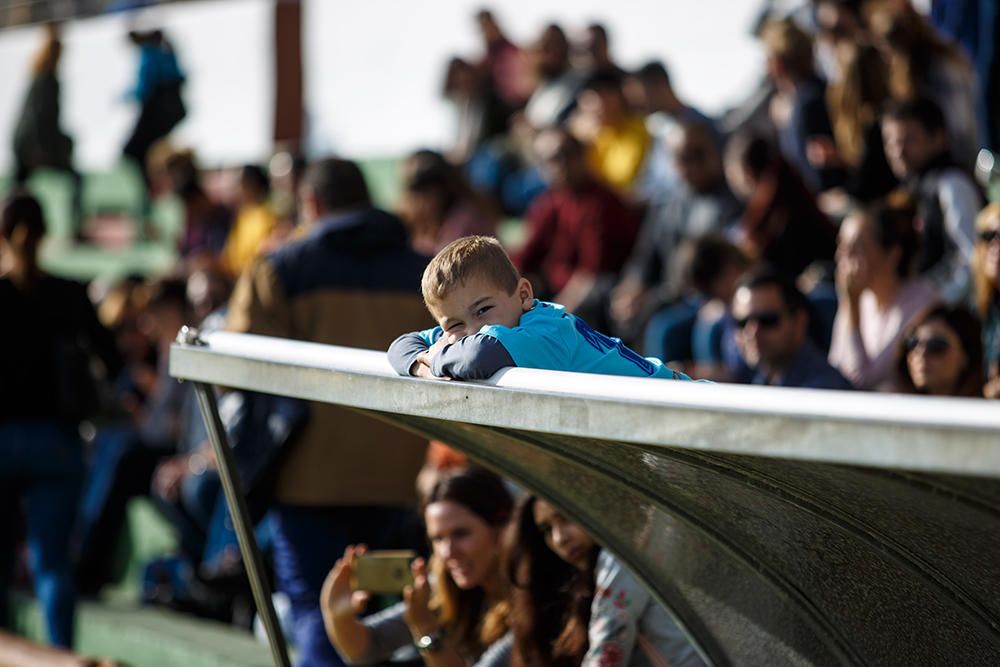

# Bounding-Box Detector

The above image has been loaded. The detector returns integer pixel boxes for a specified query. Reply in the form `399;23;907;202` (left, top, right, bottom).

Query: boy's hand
413;334;456;379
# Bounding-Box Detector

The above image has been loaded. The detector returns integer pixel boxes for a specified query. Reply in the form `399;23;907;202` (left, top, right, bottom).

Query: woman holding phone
321;466;514;666
507;496;704;667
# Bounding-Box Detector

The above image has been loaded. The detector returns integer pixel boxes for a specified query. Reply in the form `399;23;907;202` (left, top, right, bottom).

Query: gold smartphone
351;550;417;594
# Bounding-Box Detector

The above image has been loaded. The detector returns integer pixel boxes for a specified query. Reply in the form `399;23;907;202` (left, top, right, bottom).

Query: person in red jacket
514;127;639;328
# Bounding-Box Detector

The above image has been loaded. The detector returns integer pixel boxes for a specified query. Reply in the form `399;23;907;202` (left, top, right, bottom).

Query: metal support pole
180;328;291;667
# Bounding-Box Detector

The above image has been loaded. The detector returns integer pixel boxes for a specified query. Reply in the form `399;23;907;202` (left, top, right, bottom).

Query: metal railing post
179;327;291;667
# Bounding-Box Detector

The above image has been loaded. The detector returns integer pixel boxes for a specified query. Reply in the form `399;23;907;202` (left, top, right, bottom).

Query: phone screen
351;550;416;594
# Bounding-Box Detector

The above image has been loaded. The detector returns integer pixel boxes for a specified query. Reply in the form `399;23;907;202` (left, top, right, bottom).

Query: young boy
388;236;692;381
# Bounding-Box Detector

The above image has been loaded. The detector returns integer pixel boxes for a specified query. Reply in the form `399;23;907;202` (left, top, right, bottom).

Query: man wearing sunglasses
732;267;852;390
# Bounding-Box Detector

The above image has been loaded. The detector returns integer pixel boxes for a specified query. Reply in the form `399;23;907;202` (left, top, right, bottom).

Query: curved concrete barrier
170;331;1000;666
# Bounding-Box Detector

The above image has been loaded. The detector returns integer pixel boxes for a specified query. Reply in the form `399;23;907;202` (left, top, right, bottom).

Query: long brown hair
972;203;1000;318
507;496;598;667
827;42;889;166
867;3;970;102
423;466;513;657
896;304;984;397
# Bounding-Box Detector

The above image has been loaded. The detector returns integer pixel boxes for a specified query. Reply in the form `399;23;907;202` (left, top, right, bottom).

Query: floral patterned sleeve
582;550;651;667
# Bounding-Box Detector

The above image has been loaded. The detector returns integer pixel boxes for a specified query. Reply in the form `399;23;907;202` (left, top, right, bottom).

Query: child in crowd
388;235;693;381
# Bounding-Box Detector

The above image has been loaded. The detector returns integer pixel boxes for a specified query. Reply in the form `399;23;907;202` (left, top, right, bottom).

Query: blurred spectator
76;277;195;593
732;265;852;389
612;121;742;336
821;41;898;205
882;97;983;303
725;132;838;281
507;496;703;667
573;22;626;79
929;0;999;150
625;60;717;201
225;158;430;667
761;18;844;194
829;197;939;391
0;192;121;648
972;203;1000;398
868;2;982;168
122;29;187;194
443;57;513;165
97;275;157;418
572;71;652;195
220;164;278;277
321;466;513;666
813;0;866;82
515;127;639;326
475;9;530;109
164;149;232;262
13;24;83;236
522;25;583;130
896;304;984;397
398;150;498;256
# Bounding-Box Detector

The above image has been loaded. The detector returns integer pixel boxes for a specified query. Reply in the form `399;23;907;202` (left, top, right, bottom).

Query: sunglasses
735;310;784;330
904;335;951;356
977;229;1000;244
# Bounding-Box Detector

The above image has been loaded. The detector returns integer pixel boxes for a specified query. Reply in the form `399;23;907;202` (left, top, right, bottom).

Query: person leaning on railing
320;467;514;667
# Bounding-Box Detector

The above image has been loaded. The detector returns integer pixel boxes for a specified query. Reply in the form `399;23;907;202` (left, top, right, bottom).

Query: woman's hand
320;545;368;624
403;558;439;639
836;257;867;303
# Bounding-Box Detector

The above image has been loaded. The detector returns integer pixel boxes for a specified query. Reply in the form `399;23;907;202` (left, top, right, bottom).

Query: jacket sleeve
387;332;431;376
429;333;516;380
225;258;294;339
583;551;649;667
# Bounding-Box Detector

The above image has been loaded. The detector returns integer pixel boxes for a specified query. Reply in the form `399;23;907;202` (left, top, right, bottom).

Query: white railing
170;329;1000;667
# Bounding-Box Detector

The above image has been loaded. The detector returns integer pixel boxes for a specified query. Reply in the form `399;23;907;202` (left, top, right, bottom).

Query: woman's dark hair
240;164;271;197
423;466;513;658
896;304;984;397
1;191;46;242
731;132;838;279
402;150;467;214
862;193;920;278
506;496;597;667
442;56;482;98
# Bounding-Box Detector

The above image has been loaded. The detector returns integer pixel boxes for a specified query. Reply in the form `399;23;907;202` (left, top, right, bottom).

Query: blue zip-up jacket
388;300;692;381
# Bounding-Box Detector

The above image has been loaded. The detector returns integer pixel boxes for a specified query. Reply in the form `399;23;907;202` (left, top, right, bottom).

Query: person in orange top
572;71;651;196
220;164;278;277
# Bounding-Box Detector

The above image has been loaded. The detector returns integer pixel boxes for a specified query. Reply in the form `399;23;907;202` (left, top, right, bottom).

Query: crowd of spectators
2;0;999;665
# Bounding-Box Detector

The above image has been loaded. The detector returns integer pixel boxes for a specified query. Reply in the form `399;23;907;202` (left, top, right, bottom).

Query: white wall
0;0;273;173
303;0;764;157
0;0;763;172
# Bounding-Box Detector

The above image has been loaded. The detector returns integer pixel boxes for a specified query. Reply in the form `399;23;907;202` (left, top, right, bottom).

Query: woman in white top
506;496;704;667
829;195;938;391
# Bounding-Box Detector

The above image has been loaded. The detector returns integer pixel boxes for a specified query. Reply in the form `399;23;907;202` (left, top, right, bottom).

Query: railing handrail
170;330;1000;478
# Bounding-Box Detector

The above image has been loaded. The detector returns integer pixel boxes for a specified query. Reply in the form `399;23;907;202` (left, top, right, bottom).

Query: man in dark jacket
226;158;431;667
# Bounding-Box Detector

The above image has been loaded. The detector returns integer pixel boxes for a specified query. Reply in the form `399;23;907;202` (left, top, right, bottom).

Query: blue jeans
270;504;416;667
0;421;83;648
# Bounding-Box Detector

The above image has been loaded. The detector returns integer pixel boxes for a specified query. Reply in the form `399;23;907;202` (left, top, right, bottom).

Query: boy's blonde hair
421;236;520;308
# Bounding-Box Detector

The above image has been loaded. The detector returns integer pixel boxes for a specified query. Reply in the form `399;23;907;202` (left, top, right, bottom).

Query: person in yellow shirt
220;164;277;277
572;72;651;196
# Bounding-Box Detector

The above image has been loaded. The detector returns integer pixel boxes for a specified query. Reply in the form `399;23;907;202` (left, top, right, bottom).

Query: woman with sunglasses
896;305;984;397
321;466;513;666
972;203;1000;398
506;496;704;667
829;195;939;391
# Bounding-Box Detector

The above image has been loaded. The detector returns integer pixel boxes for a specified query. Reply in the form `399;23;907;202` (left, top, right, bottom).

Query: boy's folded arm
430;333;516;380
387;332;431;376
